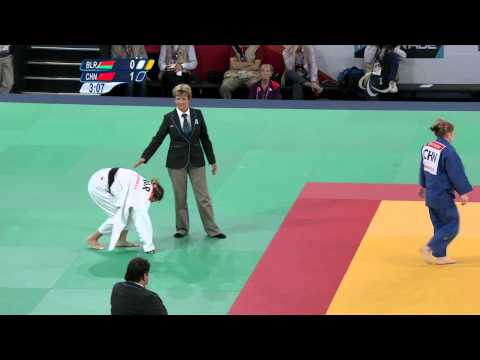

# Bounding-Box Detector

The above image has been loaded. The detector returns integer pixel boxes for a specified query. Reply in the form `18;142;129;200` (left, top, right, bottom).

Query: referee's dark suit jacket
111;281;168;315
141;108;216;169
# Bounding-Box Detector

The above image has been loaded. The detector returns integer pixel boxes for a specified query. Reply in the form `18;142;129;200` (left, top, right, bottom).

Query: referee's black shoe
174;233;186;238
211;233;226;239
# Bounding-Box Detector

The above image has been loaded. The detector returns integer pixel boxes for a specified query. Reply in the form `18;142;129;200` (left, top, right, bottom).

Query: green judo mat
0;101;479;314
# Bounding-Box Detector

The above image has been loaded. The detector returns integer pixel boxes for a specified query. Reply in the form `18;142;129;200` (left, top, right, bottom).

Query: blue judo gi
420;137;472;258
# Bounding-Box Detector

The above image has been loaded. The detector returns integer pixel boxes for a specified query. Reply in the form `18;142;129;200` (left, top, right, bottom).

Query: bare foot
86;231;104;250
116;230;140;247
420;246;434;264
116;241;141;248
87;238;104;250
435;257;457;265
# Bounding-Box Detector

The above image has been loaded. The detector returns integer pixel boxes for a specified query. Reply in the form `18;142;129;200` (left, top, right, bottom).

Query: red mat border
229;183;479;315
302;182;480;202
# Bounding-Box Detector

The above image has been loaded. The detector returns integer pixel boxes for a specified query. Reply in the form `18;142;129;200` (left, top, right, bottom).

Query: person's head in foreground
149;178;164;203
125;257;151;287
173;83;192;112
260;64;274;82
431;118;454;143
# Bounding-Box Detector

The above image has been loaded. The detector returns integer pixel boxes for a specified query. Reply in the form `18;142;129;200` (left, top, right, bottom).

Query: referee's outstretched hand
133;158;146;168
211;163;218;176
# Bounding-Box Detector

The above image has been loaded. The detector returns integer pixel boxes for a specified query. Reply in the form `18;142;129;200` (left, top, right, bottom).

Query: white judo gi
88;168;155;252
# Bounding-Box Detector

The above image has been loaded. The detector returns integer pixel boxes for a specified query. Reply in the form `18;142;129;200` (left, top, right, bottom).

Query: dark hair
124;257;150;282
430;118;454;137
150;178;164;201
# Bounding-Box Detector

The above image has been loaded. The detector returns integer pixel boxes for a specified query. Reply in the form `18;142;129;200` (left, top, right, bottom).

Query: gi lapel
170;110;191;143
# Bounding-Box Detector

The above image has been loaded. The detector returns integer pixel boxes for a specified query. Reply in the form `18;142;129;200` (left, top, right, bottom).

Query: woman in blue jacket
419;118;472;265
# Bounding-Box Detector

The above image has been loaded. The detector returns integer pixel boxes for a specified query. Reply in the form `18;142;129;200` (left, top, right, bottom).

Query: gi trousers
88;169;132;235
168;165;221;236
427;205;460;258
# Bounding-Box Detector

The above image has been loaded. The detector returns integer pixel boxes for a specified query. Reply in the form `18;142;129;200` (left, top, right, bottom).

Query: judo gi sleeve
445;150;473;195
419;155;426;188
131;208;154;251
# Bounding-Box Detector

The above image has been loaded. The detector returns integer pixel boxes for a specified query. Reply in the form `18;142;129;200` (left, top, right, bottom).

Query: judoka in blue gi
419;118;472;265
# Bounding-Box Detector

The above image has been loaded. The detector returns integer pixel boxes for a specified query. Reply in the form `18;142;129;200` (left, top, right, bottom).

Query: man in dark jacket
134;83;226;239
111;257;167;315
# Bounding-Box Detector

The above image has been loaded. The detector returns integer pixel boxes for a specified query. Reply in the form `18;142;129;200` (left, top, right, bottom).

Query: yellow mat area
326;200;480;315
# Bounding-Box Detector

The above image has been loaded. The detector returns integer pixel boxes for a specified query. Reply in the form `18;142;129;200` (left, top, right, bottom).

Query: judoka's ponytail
431;118;454;137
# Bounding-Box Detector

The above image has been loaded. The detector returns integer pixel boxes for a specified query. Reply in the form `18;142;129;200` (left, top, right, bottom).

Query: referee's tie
182;113;192;137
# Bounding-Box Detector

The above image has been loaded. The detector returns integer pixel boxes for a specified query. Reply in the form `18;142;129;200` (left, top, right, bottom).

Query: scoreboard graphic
79;58;155;95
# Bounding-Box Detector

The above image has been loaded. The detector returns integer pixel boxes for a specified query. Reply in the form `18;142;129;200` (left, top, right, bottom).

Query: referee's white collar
176;107;190;118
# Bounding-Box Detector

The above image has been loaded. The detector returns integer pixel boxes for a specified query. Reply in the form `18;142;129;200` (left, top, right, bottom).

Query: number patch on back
422;141;445;176
142;179;151;192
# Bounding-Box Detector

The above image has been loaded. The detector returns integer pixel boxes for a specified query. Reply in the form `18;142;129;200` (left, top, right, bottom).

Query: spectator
249;64;281;100
363;45;379;74
0;45;14;94
363;45;406;93
145;45;161;81
111;45;148;97
220;45;263;99
282;45;322;99
111;257;168;315
158;45;198;96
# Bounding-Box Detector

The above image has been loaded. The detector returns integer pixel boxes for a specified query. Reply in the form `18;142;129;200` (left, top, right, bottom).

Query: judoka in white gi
87;168;164;254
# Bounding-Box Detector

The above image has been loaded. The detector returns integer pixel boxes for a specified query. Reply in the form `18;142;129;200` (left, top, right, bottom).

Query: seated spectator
111;257;168;315
282;45;322;100
363;45;406;93
249;64;281;100
111;45;148;97
0;45;14;94
363;45;378;74
158;45;197;96
220;45;263;99
145;45;161;81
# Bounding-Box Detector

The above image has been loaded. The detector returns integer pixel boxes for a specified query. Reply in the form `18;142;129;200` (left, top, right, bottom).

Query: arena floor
0;96;479;314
